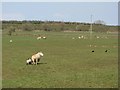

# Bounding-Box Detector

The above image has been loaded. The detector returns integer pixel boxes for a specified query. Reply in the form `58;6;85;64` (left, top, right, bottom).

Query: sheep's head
38;52;44;57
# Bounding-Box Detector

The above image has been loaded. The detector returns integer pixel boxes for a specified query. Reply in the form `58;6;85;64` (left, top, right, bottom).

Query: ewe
31;52;44;65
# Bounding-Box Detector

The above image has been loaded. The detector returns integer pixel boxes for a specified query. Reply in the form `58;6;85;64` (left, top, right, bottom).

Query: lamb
26;58;32;65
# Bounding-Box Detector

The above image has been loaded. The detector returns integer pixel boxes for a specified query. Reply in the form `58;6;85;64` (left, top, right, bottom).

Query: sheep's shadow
26;62;47;65
37;62;47;65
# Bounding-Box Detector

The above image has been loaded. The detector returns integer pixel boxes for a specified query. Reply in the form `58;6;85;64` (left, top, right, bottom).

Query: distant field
2;31;118;88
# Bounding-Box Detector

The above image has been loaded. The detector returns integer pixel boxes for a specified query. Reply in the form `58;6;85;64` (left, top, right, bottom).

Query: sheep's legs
32;60;36;65
36;59;38;65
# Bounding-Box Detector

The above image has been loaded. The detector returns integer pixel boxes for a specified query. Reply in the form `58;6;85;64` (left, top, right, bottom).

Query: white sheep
81;36;84;38
9;40;12;43
42;36;46;39
31;52;44;65
37;37;42;40
26;58;32;65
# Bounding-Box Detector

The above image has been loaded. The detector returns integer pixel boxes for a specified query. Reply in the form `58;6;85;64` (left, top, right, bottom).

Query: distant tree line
2;20;118;35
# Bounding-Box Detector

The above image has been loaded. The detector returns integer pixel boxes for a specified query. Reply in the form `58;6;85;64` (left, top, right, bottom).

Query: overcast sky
2;2;118;25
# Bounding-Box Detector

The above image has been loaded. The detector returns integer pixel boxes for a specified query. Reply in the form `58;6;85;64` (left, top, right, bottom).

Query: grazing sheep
37;36;46;40
9;40;12;43
78;37;81;39
89;45;92;47
81;36;84;38
37;37;42;40
26;58;32;65
42;36;46;39
31;52;44;65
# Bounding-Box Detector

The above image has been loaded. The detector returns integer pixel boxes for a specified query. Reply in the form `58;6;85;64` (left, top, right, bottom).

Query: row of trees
2;20;118;36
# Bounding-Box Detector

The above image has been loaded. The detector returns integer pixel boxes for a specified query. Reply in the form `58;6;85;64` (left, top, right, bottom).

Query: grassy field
2;31;118;88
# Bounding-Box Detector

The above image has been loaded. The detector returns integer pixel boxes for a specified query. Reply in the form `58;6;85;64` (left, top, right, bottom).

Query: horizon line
1;19;118;26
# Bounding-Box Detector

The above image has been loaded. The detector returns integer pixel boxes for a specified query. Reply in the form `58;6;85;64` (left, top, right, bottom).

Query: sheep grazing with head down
37;37;42;40
31;52;44;65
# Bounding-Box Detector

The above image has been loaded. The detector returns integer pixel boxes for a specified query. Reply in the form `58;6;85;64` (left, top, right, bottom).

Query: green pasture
2;31;118;88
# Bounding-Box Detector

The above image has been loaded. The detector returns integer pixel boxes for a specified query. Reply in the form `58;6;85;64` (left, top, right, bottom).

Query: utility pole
90;15;93;40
